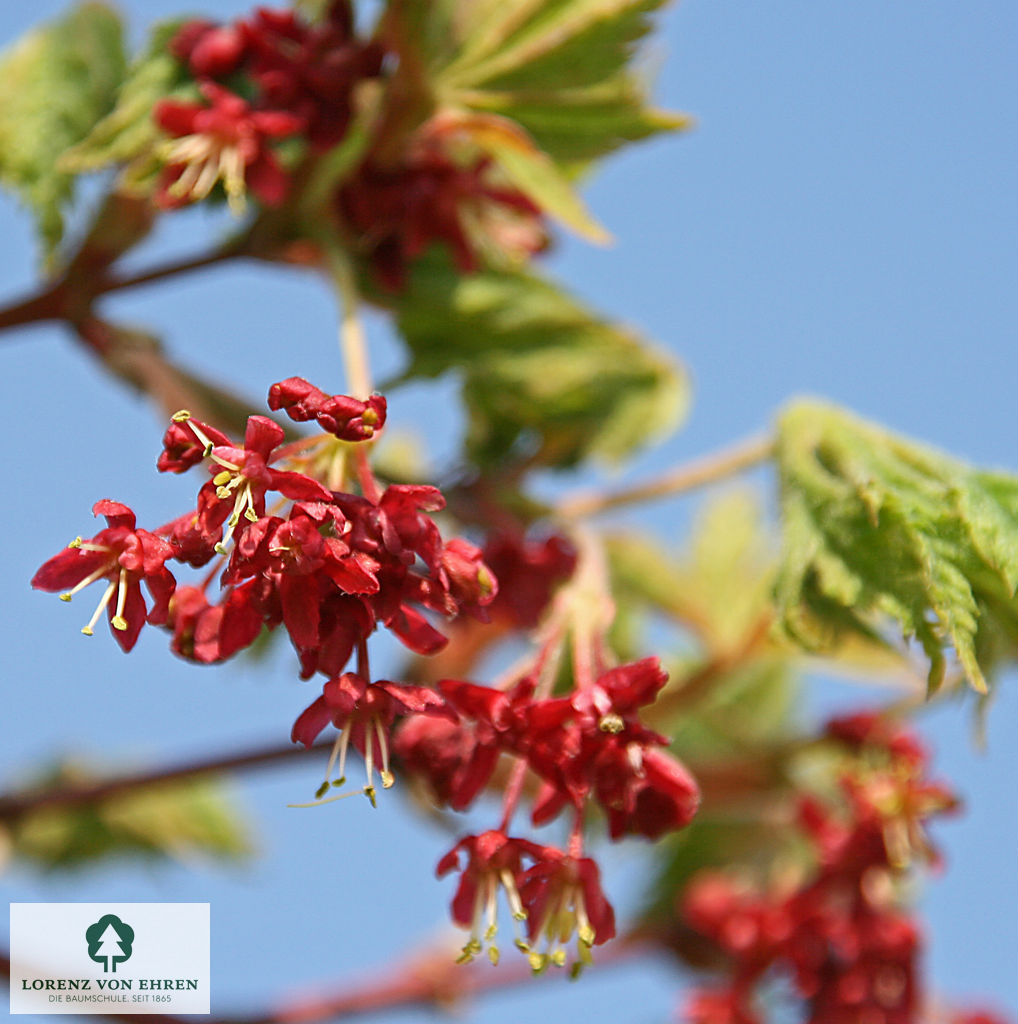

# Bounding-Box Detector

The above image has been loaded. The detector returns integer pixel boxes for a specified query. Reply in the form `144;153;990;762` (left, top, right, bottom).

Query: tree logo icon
85;914;135;973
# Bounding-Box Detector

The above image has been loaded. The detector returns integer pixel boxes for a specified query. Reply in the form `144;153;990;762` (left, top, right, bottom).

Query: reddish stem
498;756;530;833
354;445;381;503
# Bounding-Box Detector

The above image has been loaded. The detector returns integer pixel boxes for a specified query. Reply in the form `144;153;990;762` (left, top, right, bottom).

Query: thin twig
557;434;776;519
0;740;329;824
99;246;245;296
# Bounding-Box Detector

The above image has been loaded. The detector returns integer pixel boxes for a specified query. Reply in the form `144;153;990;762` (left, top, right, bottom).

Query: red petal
291;696;332;747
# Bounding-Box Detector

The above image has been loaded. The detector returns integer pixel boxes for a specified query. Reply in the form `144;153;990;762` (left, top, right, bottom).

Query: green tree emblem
85;914;134;973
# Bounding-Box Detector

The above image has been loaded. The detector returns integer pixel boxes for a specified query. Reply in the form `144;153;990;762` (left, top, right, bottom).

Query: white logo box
10;903;209;1015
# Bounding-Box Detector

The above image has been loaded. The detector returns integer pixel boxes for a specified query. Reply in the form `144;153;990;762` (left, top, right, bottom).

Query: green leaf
431;0;688;164
774;399;1018;694
393;251;688;468
0;3;126;255
60;20;185;180
7;761;252;871
440;110;610;242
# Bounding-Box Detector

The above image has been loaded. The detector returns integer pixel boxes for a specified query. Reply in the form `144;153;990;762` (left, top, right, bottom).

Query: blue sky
1;1;1016;1021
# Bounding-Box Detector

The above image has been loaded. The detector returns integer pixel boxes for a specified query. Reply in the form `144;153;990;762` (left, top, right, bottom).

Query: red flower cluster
678;712;959;1024
436;830;615;975
32;379;495;787
157;2;383;209
32;378;699;973
398;656;699;971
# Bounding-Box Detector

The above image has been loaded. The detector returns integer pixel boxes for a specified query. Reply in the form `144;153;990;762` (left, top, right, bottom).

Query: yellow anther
364;785;377;808
484;924;497;942
512;909;528;922
528;953;547;975
362;408;379;426
213;470;232;487
478;566;495;595
214;543;229;556
218;487;233;500
598;713;625;734
331;776;347;787
578;924;596;947
81;626;94;636
227;511;241;527
171;410;192;422
111;616;128;632
203;443;214;457
68;537;83;549
59;593;73;602
380;770;395;789
514;939;530;953
551;950;567;967
244;507;259;522
455;950;474;965
488;946;500;966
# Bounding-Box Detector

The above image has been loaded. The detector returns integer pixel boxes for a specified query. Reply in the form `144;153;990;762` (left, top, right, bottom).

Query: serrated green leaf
0;3;126;255
423;0;687;165
60;20;185;178
7;761;252;871
393;251;688;468
774;400;1018;694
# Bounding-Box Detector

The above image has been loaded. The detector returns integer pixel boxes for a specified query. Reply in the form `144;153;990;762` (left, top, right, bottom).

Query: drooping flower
291;671;452;802
436;830;545;965
32;501;176;651
518;847;616;976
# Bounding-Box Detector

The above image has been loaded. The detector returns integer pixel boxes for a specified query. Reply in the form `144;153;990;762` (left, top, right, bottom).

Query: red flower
438;676;543;808
267;377;387;441
482;532;576;628
155;82;302;212
32;501;176;651
391;715;485;808
169;19;246;78
157;414;231;474
518;847;616;975
436;830;545;964
291;672;451;801
165;582;265;663
194;414;332;554
240;3;384;149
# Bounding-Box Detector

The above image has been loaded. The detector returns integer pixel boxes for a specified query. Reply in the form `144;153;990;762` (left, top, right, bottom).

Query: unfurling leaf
774;399;1018;694
59;19;187;180
394;251;688;468
0;2;126;255
431;0;689;166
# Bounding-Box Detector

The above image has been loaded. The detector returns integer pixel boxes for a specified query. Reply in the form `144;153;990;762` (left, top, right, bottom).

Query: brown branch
0;243;245;339
1;936;649;1024
0;740;328;824
557;434;776;520
0;282;67;333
